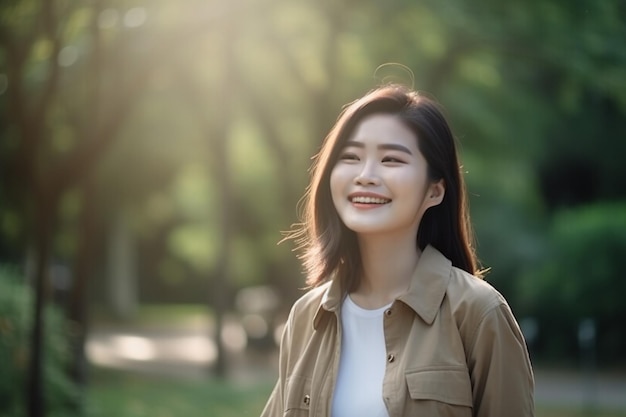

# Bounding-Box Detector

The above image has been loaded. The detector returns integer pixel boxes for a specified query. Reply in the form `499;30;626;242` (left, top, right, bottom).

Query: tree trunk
209;6;239;378
67;177;98;400
27;191;57;417
106;211;138;320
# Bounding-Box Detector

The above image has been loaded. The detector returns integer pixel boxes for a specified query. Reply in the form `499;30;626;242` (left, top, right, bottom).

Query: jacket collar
313;245;452;329
313;277;343;330
397;245;452;325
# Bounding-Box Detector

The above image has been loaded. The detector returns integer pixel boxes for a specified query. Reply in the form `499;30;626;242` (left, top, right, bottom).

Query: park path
86;323;626;411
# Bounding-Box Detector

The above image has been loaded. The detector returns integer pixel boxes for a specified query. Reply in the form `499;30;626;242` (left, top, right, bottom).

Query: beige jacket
261;245;534;417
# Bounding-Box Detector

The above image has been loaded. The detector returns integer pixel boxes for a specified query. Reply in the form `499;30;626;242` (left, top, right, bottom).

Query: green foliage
519;203;626;363
0;266;79;417
0;266;29;415
1;0;626;364
521;203;626;317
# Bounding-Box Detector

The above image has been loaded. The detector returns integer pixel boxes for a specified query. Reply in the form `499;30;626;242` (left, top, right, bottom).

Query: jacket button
384;309;392;316
303;395;310;406
387;353;395;363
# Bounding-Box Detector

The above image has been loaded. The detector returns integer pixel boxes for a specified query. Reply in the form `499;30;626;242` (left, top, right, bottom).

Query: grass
86;368;274;417
85;368;626;417
91;304;212;329
537;407;626;417
85;306;626;417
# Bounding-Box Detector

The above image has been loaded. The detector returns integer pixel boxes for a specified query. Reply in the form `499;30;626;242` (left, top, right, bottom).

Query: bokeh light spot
242;314;268;339
112;335;156;361
98;9;119;29
124;7;147;28
58;46;79;67
221;321;247;352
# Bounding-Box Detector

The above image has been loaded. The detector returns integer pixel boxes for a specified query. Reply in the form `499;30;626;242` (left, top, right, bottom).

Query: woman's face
330;113;443;238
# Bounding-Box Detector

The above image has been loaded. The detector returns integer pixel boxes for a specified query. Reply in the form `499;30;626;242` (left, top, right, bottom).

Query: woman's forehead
345;113;418;148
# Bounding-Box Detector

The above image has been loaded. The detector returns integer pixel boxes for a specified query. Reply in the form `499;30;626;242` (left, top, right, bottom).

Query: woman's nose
354;162;381;185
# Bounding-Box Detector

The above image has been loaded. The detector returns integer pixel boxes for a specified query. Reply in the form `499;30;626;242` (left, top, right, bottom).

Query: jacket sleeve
467;303;535;417
260;304;295;417
260;380;283;417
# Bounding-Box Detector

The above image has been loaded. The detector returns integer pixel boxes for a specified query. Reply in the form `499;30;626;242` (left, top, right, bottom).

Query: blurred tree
519;203;626;364
1;0;625;398
0;0;219;413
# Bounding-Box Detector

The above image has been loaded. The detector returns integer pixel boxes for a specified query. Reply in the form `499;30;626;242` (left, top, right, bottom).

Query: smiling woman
330;113;442;242
261;83;535;417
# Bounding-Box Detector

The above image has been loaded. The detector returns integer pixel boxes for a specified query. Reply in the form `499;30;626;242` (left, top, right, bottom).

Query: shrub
0;265;79;417
519;202;626;364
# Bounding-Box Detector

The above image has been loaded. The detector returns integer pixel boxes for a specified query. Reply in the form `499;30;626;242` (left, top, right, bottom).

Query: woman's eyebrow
344;140;413;155
379;143;413;155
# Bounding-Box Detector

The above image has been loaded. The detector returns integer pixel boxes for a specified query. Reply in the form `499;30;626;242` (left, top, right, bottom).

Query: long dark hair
289;84;481;292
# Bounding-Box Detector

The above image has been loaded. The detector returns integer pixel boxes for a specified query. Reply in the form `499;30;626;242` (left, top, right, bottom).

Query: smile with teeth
350;196;391;204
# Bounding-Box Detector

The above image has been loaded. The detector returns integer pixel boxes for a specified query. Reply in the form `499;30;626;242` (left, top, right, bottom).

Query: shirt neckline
344;295;393;318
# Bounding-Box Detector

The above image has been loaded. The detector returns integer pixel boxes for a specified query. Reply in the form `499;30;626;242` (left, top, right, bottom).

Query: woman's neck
350;233;421;309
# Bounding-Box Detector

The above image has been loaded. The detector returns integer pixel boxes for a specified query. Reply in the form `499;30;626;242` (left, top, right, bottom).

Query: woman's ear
426;179;445;208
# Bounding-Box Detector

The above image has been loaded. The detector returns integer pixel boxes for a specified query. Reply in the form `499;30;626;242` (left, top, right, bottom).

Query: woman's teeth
351;196;390;204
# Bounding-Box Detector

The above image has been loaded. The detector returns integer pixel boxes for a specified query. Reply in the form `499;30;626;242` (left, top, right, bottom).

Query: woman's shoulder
292;282;330;308
288;281;333;322
446;266;509;320
446;267;529;366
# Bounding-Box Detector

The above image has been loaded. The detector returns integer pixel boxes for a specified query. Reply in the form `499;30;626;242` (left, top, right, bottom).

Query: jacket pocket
284;375;312;416
405;365;473;408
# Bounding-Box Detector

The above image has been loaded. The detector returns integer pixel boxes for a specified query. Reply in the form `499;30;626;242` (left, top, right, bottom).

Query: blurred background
1;0;625;416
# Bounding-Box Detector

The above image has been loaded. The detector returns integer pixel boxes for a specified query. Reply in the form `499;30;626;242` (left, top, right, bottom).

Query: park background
1;0;625;416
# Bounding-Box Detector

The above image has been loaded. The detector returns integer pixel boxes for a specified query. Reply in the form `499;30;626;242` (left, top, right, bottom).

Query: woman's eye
382;156;405;163
340;153;359;161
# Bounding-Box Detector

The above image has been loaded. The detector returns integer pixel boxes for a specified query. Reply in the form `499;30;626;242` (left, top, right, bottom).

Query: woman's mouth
350;196;391;204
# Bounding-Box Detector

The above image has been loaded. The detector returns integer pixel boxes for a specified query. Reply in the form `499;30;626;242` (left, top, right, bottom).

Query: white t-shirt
331;295;392;417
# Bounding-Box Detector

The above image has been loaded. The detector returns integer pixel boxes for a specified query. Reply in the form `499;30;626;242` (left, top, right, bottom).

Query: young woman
261;84;534;417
